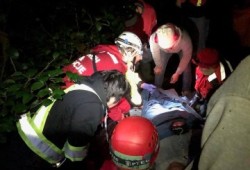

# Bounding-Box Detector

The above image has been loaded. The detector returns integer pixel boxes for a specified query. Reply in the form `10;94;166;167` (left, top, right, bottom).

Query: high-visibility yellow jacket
17;83;107;165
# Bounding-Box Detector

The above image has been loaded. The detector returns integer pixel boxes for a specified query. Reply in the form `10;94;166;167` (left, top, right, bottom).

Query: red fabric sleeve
141;1;157;38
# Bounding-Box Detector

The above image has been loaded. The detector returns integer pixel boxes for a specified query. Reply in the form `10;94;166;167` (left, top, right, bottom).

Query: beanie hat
197;48;220;68
155;23;180;49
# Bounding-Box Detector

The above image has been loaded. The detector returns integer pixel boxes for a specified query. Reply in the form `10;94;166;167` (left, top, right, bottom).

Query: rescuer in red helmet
101;116;159;170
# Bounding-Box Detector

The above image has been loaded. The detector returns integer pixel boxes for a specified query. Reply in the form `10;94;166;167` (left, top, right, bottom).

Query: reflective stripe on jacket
195;61;233;99
17;84;103;164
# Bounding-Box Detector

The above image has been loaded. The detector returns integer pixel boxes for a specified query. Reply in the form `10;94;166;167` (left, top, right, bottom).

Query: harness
17;84;106;166
91;53;97;72
90;54;110;142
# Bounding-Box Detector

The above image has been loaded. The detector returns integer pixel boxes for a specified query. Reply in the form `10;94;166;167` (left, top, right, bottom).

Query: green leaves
41;98;53;107
37;88;51;98
12;103;27;114
47;69;64;77
8;47;19;59
22;92;34;104
52;89;65;100
6;84;22;92
0;0;124;144
66;71;81;83
25;69;38;78
52;52;60;59
31;81;45;91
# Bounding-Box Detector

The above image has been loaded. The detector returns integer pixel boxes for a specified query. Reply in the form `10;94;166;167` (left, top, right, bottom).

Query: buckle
52;158;66;168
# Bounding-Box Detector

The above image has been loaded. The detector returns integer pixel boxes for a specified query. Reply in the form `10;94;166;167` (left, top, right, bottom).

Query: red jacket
125;0;157;43
62;45;130;121
140;0;157;39
195;65;223;99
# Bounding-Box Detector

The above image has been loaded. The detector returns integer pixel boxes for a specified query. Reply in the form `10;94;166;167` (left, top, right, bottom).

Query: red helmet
110;116;159;170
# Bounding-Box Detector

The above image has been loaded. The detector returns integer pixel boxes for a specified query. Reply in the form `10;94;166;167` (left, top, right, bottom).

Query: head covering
115;31;143;55
197;48;220;68
155;23;181;49
110;116;159;170
124;0;144;27
135;0;144;13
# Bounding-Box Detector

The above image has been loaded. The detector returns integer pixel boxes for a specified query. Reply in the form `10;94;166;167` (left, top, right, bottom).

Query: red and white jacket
195;61;233;99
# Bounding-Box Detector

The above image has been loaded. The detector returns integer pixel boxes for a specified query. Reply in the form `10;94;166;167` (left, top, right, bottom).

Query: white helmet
115;31;143;63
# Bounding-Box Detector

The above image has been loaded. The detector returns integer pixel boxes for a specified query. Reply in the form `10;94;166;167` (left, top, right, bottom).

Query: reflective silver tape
63;141;88;161
18;114;64;164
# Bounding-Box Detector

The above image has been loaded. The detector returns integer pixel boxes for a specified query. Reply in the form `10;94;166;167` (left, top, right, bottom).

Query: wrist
137;81;144;89
174;72;181;76
156;65;163;69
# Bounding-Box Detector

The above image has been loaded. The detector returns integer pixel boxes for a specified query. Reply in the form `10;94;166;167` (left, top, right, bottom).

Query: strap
92;53;97;72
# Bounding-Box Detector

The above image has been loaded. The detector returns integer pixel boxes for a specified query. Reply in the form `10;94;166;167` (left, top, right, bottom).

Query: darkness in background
1;0;250;170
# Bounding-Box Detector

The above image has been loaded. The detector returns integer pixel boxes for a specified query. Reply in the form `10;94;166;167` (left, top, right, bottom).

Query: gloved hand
141;83;156;94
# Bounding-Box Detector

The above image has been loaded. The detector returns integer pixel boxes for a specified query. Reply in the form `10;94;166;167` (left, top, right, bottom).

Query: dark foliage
0;0;126;143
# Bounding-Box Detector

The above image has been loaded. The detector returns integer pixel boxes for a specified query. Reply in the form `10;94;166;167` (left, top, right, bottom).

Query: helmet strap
131;56;137;72
122;48;137;65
